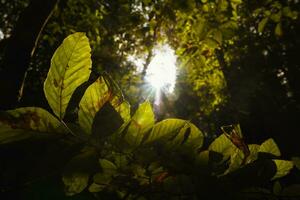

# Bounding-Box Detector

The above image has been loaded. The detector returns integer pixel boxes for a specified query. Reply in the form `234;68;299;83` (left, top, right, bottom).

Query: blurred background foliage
0;0;300;155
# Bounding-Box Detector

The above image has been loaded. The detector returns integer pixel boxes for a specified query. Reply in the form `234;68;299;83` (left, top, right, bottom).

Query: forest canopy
0;0;300;199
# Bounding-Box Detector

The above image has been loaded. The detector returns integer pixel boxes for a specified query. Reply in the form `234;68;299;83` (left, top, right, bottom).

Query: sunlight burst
145;44;177;94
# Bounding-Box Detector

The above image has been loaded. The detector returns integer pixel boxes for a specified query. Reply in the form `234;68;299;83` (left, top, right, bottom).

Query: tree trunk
0;0;59;110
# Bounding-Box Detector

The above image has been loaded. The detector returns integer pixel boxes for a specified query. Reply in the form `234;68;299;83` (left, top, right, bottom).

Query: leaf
44;32;92;119
258;17;269;33
78;77;110;134
224;148;244;175
110;96;131;123
93;173;112;188
208;134;235;158
0;128;35;145
99;159;117;175
292;157;300;170
88;182;104;193
196;150;209;167
91;102;124;144
142;119;186;144
0;107;63;132
272;160;294;180
78;77;130;135
259;138;281;157
62;148;97;196
142;119;203;150
275;23;283;37
203;38;219;49
124;101;155;146
0;107;65;144
247;144;260;163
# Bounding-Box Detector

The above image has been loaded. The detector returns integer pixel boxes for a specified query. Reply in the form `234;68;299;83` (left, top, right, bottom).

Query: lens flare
145;44;177;94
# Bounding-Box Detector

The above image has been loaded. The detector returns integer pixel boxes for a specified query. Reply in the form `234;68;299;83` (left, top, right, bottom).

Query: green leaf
142;119;203;150
78;77;130;135
258;17;269;33
247;144;260;163
44;32;92;119
142;119;186;144
88;182;104;193
78;77;110;134
93;173;112;188
224;148;244;174
0;107;64;144
275;23;283;37
62;148;97;196
196;150;209;167
259;138;281;157
124;101;155;146
208;134;235;157
110;96;131;123
203;38;219;49
99;159;117;175
0;128;35;145
272;160;294;180
292;157;300;170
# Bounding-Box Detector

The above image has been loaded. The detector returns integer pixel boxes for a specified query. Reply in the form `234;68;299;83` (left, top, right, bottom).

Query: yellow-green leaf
44;32;92;119
78;77;130;134
142;118;203;151
0;107;64;144
208;134;235;157
259;138;281;156
272;160;294;180
78;77;110;134
124;101;155;146
142;119;186;144
258;17;269;33
275;23;283;37
99;159;117;175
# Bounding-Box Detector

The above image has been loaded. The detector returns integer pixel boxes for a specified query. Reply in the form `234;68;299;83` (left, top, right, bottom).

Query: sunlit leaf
142;119;186;144
124;101;155;146
78;77;110;134
208;134;235;157
142;118;203;150
246;144;260;163
44;32;92;119
0;107;63;132
272;160;294;180
0;107;65;144
259;138;281;157
78;77;130;135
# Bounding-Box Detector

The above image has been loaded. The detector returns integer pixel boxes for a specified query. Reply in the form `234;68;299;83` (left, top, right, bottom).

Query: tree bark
0;0;59;110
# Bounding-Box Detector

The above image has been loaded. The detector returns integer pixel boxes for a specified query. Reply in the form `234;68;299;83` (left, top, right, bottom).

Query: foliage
1;33;299;199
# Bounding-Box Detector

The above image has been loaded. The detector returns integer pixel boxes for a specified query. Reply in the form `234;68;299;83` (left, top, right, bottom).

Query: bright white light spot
127;55;145;73
145;44;177;94
0;29;4;41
